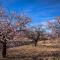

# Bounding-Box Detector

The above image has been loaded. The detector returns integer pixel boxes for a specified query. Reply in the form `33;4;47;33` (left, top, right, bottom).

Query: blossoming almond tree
0;8;16;57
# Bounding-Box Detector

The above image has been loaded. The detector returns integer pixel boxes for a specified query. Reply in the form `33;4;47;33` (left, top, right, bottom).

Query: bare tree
26;25;45;46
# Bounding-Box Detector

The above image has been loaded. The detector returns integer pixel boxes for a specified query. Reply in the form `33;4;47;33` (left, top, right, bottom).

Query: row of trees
0;7;60;57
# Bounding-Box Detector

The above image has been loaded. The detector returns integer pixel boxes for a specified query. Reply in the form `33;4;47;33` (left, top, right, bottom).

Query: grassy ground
0;41;60;60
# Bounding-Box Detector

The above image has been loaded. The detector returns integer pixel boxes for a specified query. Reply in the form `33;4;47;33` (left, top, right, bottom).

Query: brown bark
2;40;6;57
34;40;38;47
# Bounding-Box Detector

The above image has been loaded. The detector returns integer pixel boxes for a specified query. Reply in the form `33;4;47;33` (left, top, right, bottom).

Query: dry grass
0;40;60;60
7;43;60;57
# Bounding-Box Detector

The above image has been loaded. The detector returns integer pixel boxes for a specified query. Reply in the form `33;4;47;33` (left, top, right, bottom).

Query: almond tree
48;20;56;38
48;16;60;39
15;14;31;32
0;8;16;57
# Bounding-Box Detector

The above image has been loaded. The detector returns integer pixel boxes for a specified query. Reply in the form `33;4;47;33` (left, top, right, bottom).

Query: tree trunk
2;41;6;58
35;42;37;47
34;40;38;47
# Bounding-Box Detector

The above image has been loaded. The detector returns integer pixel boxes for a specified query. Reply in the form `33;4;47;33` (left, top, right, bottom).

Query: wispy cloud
0;0;60;25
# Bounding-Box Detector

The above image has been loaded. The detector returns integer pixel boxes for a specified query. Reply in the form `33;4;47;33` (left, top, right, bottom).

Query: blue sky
0;0;60;25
